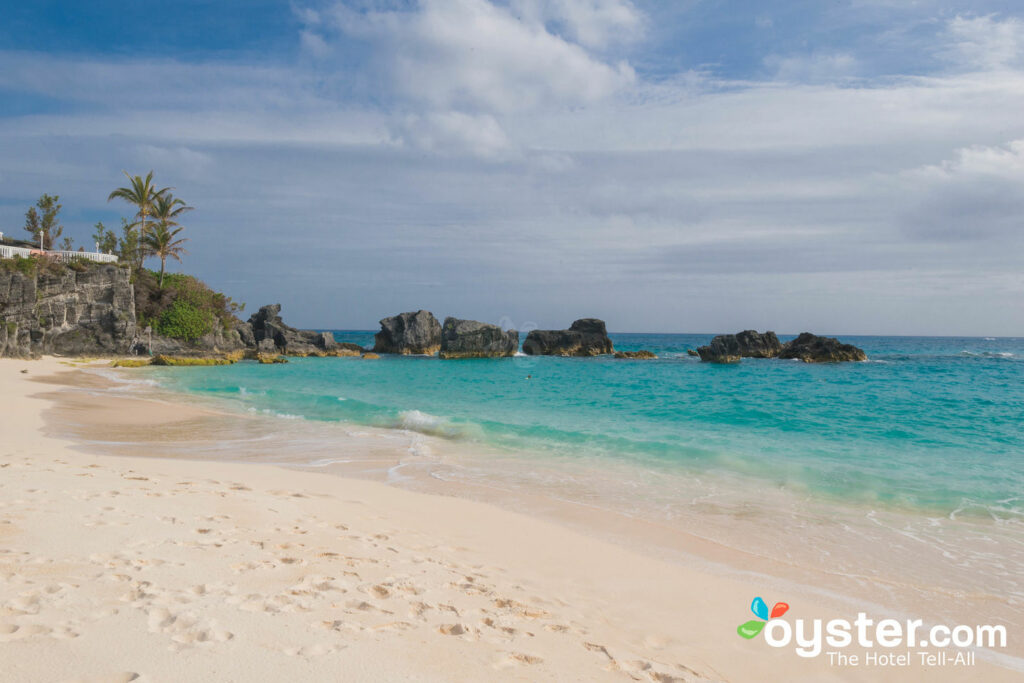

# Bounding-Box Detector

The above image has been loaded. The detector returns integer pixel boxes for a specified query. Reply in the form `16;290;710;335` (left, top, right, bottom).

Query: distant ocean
149;333;1024;516
123;332;1024;621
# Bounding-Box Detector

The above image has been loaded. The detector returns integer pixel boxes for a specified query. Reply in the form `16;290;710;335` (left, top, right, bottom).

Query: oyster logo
737;596;789;639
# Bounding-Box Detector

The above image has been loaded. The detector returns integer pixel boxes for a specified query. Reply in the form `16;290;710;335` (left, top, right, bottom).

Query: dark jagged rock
439;318;518;359
139;322;250;358
614;350;657;359
686;349;698;357
234;320;256;347
0;264;136;358
333;342;365;357
373;310;442;355
247;303;328;356
313;331;336;350
778;332;867;363
697;330;782;363
521;318;614;357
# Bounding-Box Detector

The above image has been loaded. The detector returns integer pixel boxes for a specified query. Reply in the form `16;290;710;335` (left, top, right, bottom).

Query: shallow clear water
146;333;1024;519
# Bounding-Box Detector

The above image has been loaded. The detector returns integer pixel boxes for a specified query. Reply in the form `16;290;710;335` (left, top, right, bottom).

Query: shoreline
54;360;1024;639
1;357;1020;681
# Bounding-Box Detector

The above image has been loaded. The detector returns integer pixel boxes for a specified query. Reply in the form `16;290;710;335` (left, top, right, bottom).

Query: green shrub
0;255;39;276
134;270;243;340
156;300;214;342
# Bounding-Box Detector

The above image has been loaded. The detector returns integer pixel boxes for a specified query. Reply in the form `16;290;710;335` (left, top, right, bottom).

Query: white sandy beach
0;358;1017;682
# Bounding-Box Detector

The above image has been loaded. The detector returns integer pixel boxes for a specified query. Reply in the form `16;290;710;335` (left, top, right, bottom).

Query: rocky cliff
0;264;136;358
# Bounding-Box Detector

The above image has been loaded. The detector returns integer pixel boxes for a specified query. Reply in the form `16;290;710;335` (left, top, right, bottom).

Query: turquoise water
146;333;1024;517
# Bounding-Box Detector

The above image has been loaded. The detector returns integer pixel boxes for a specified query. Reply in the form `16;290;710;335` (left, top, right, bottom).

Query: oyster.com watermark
738;596;1006;668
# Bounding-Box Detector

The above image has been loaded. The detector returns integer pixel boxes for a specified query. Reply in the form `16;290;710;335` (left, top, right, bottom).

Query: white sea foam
959;350;1014;358
303;458;354;467
258;408;302;420
398;409;445;432
396;409;481;440
93;368;159;390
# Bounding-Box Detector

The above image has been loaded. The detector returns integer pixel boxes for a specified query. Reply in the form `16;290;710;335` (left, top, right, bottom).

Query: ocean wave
250;407;304;420
93;368;159;389
959;350;1014;359
394;409;482;440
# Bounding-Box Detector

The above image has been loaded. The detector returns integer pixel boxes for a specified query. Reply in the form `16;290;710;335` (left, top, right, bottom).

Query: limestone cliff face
0;264;136;358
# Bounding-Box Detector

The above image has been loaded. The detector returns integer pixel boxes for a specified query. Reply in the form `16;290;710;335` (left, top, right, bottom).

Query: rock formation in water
696;330;782;363
439;317;518;359
521;318;614;356
0;264;136;358
778;332;867;363
373;310;442;355
614;350;657;359
244;304;363;357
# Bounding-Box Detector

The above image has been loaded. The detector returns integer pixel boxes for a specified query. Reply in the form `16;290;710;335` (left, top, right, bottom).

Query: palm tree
150;193;192;227
143;221;188;288
107;171;172;242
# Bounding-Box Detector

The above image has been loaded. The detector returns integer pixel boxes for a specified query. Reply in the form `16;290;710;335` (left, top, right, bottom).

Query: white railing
0;245;118;264
0;245;33;259
50;250;118;264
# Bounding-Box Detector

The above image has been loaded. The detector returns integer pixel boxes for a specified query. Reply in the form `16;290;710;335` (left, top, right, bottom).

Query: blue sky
2;1;1024;334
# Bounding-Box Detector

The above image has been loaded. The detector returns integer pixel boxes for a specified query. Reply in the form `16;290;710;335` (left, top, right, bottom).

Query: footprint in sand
280;642;342;657
0;623;51;640
437;622;481;640
494;652;544;669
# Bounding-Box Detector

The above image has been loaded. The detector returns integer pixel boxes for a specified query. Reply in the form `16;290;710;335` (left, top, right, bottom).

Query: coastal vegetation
134;271;244;343
23;194;65;250
107;171;174;254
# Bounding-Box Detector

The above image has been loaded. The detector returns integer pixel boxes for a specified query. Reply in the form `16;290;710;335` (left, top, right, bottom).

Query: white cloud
509;0;645;49
946;14;1024;70
393;111;517;159
324;0;636;113
913;139;1024;180
897;139;1024;240
299;29;333;58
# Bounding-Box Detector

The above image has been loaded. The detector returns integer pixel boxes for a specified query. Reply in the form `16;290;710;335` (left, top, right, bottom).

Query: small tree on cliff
92;221;118;254
107;171;172;243
117;218;146;273
23;194;64;249
144;193;191;287
150;193;191;228
143;221;188;288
